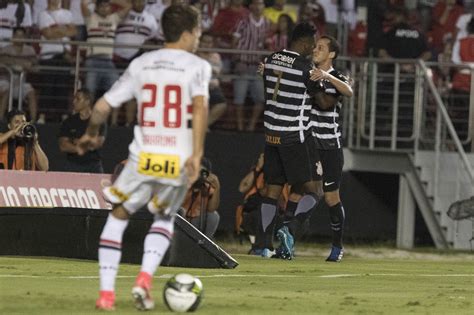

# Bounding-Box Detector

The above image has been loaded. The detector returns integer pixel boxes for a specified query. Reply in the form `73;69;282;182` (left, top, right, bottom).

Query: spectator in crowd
378;7;431;65
263;0;297;28
113;0;158;66
452;8;473;63
197;32;227;127
39;0;76;60
192;0;220;32
112;0;158;126
317;0;339;37
63;0;89;41
347;6;367;57
265;13;294;51
298;1;325;37
182;158;221;238
0;108;48;170
232;0;270;131
0;27;38;122
82;0;130;101
0;0;33;48
146;0;170;43
38;0;77;114
58;89;106;173
449;17;474;142
428;0;464;56
211;0;248;72
30;0;47;26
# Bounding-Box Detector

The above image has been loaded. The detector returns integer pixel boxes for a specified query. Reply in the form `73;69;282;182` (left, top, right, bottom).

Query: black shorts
319;149;344;192
263;138;315;186
209;86;226;107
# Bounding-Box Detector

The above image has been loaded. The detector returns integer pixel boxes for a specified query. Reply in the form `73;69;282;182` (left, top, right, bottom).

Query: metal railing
1;38;474;150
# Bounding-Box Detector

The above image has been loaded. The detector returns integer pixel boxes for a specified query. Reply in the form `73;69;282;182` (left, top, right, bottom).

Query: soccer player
255;23;321;257
76;4;211;311
309;35;353;262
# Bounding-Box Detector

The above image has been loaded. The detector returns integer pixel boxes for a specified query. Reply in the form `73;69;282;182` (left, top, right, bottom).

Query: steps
414;151;474;249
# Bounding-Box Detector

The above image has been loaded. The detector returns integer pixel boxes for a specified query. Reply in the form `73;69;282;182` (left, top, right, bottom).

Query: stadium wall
2;124;401;242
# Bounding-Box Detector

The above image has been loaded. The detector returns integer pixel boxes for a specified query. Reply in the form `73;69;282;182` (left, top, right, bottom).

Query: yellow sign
138;152;180;179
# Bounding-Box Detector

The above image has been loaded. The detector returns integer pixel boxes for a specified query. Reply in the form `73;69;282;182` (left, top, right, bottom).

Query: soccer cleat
261;248;275;258
131;271;155;311
326;245;344;262
96;290;115;311
271;246;292;260
276;226;294;259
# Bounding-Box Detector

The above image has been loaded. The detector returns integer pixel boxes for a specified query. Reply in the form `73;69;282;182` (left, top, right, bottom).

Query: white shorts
0;79;34;100
103;159;188;215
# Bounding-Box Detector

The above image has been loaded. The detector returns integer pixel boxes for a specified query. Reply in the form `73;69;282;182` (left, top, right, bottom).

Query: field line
0;273;473;279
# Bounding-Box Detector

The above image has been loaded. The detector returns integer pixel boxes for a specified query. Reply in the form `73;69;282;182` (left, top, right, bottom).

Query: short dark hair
76;88;93;104
320;35;341;59
6;108;26;124
162;4;200;43
289;22;315;46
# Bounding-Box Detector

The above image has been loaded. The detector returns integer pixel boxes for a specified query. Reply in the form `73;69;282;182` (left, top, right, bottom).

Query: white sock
98;213;129;292
140;217;174;276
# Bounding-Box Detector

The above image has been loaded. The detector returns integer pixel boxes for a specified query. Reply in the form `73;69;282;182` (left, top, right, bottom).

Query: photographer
0;109;48;170
182;158;221;238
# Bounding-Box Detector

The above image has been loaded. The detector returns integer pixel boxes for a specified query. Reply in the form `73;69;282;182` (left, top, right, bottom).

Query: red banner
0;170;112;210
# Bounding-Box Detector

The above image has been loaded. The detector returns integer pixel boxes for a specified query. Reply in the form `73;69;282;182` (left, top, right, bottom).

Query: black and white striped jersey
263;49;314;146
311;68;350;150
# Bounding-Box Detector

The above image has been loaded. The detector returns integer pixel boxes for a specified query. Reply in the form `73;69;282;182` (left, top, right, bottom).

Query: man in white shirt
77;4;211;311
113;0;158;65
0;0;32;48
37;0;76;115
82;0;130;100
112;0;158;126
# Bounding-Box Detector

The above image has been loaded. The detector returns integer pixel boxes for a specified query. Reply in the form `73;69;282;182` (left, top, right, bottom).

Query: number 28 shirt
104;49;212;182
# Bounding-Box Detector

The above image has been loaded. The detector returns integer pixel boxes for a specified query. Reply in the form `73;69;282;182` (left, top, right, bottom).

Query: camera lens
21;123;36;139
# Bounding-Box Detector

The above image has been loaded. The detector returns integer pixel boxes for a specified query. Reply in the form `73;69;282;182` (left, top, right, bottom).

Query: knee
324;192;340;207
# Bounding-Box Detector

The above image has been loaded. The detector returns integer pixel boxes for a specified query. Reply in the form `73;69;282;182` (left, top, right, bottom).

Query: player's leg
96;163;151;310
275;139;321;258
320;149;345;262
131;184;187;310
253;145;285;256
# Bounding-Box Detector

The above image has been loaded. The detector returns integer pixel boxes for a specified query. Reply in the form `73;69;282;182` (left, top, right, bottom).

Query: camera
193;168;209;188
19;123;36;139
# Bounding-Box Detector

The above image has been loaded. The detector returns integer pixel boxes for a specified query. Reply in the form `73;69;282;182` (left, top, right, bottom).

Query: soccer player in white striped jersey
77;4;211;311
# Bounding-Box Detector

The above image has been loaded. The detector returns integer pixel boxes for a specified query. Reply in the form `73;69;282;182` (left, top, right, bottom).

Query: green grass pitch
0;246;473;314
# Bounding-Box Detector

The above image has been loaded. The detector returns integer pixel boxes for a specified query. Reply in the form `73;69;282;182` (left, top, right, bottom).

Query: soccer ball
163;273;203;312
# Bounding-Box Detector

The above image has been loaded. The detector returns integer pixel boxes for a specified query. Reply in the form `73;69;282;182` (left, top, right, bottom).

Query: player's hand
310;68;330;81
257;62;264;76
184;155;201;187
76;133;100;156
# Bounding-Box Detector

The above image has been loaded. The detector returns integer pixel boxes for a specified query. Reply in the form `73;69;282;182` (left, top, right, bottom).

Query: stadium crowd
0;0;473;131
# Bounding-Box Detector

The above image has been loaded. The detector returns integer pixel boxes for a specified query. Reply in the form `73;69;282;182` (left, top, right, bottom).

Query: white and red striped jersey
38;9;74;59
0;3;32;48
233;14;271;65
85;12;121;57
113;10;158;60
104;49;211;184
